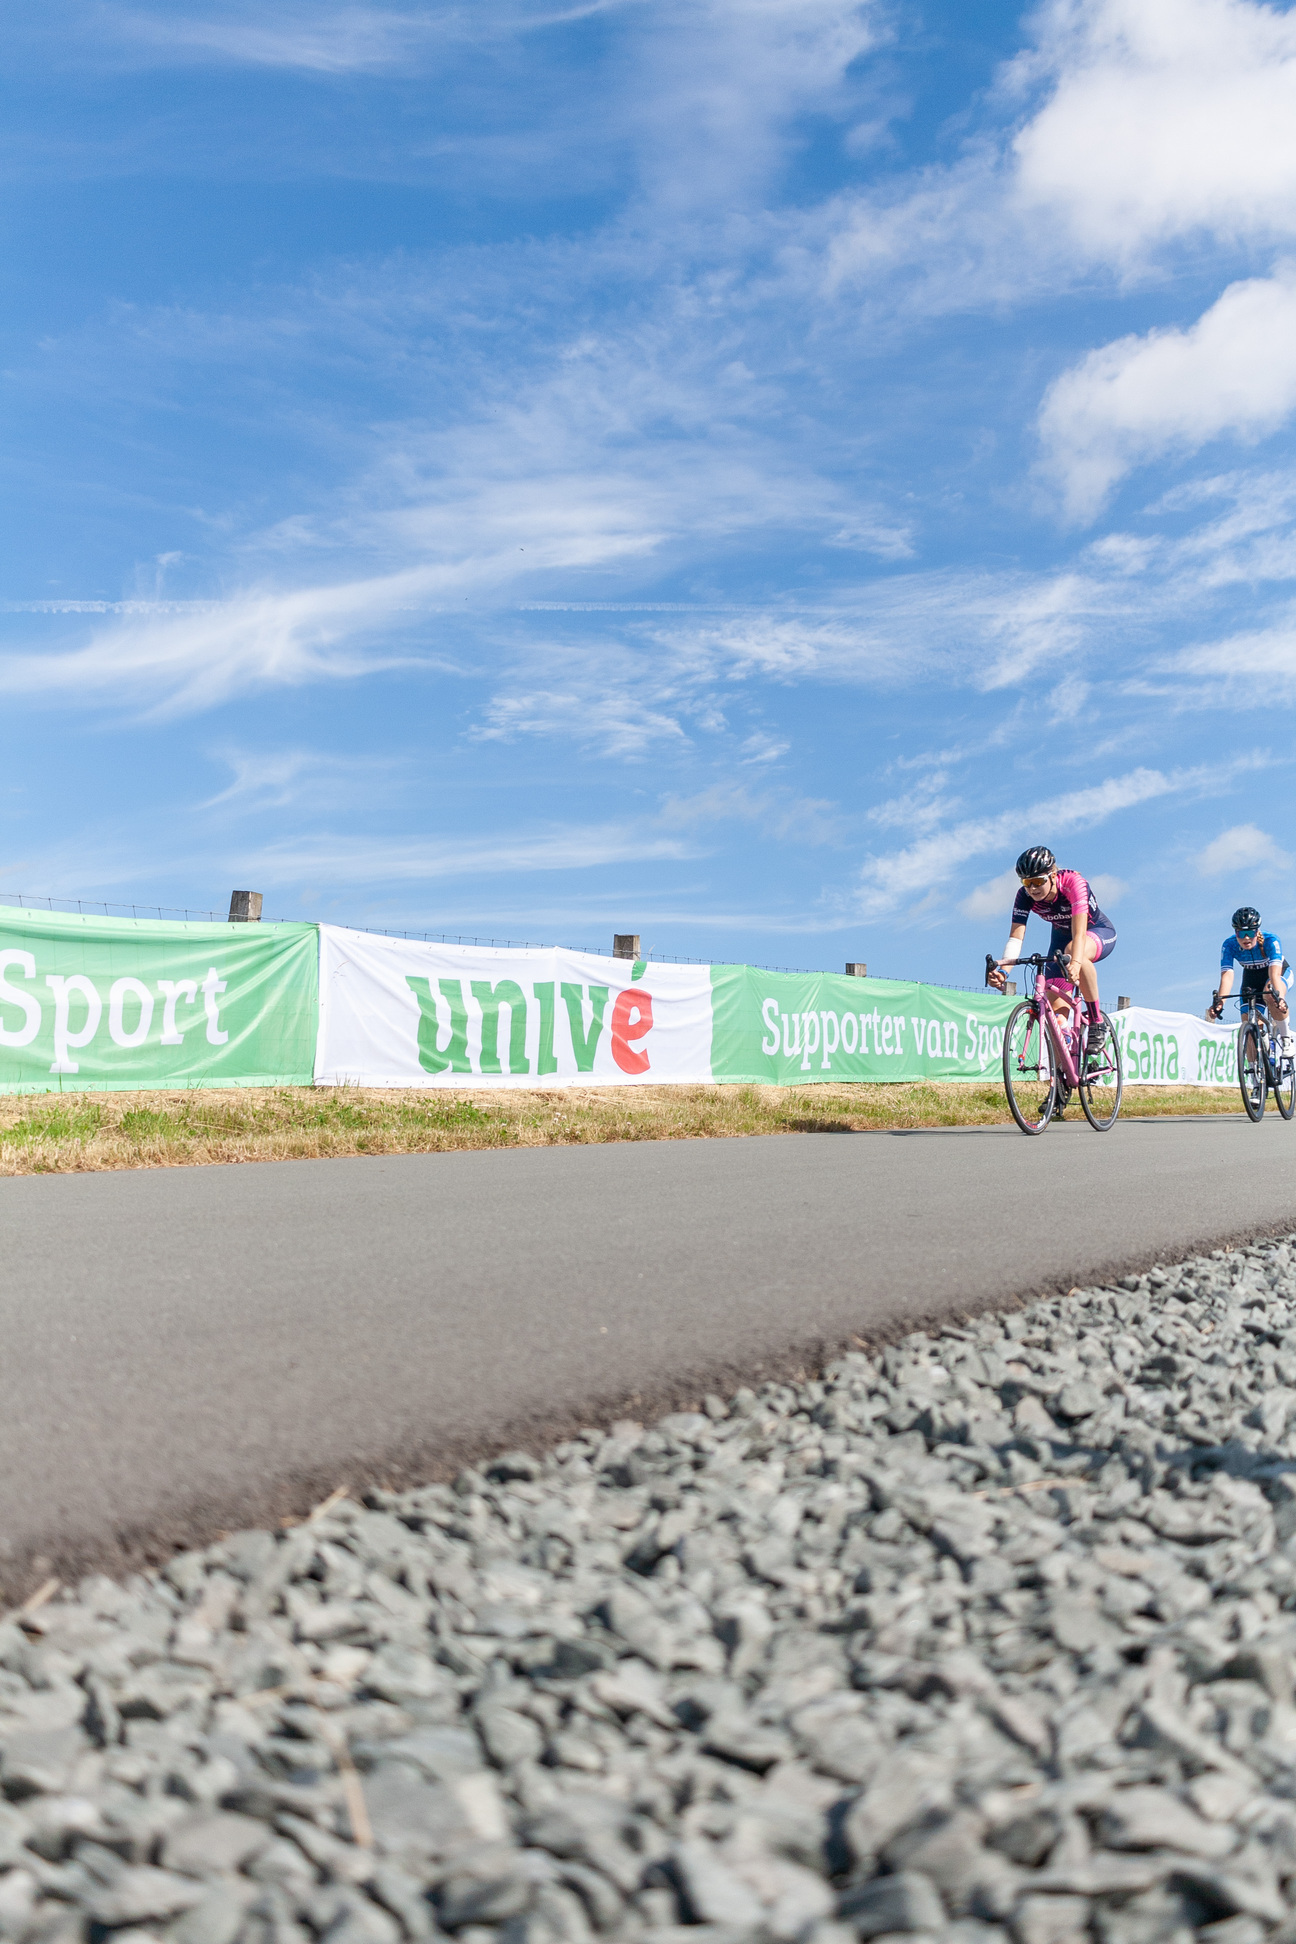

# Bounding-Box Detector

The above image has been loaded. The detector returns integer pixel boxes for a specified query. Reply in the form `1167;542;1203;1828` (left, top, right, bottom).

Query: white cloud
244;820;697;886
691;616;907;682
664;573;1118;693
739;731;789;764
960;868;1020;923
1197;822;1293;876
959;865;1127;924
1147;610;1296;706
856;762;1234;919
868;773;960;834
1171;617;1296;676
474;683;693;756
620;0;877;208
1048;673;1089;719
1014;0;1296;261
819;0;1296;322
1039;267;1296;520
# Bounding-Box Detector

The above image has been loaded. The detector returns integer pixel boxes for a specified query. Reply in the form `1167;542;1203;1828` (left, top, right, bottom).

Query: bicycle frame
1029;960;1082;1090
1218;985;1286;1073
991;948;1122;1134
1238;993;1287;1086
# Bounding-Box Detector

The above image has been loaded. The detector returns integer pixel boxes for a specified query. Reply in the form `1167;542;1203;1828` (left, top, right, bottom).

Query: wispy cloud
473;682;694;756
242;820;699;886
7;0;1296;992
1143;609;1296;708
855;761;1252;920
201;746;402;811
103;1;641;75
657;780;840;846
0;571;449;717
959;867;1019;925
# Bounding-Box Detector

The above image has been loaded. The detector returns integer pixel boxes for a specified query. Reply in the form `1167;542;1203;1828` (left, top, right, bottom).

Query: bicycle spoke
1274;1037;1296;1121
1238;1021;1267;1122
1003;1002;1055;1135
1078;1018;1122;1131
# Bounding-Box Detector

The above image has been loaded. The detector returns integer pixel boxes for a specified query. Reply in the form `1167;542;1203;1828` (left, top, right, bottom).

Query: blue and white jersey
1221;930;1282;971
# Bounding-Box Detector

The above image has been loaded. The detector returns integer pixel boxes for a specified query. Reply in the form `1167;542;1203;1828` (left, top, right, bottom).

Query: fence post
845;962;867;977
229;891;263;922
1117;995;1131;1010
613;934;640;960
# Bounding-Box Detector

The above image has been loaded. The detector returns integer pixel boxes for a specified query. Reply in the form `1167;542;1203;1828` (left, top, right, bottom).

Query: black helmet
1233;906;1262;934
1016;846;1056;879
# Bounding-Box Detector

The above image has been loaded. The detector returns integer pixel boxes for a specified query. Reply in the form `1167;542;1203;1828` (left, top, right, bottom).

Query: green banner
0;906;318;1093
709;963;1016;1084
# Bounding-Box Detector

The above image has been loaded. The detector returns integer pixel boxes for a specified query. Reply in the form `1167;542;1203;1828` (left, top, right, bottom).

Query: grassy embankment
0;1081;1243;1175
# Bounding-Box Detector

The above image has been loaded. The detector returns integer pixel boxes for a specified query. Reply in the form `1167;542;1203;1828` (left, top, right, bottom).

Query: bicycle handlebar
986;950;1075;977
1212;983;1286;1012
986;952;1086;1004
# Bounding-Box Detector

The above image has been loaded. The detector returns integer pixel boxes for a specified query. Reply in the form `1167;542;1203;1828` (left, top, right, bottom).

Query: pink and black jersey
1013;869;1113;952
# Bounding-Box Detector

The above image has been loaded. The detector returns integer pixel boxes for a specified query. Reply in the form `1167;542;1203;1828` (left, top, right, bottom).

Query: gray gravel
9;1238;1296;1943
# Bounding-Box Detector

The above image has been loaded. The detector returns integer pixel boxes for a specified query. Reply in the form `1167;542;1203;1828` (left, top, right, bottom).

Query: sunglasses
1021;875;1053;890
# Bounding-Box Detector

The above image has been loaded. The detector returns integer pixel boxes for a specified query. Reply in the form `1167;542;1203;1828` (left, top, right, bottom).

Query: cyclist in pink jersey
987;846;1116;1074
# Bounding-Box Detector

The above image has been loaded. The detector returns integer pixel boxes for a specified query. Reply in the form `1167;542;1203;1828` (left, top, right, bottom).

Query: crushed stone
6;1237;1296;1939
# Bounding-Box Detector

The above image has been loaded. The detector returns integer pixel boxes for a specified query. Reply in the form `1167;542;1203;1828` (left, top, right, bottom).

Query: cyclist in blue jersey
1208;906;1292;1052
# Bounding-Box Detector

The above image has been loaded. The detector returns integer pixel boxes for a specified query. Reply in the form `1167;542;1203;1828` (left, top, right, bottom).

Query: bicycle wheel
1003;1002;1056;1135
1239;1020;1267;1121
1079;1016;1123;1131
1274;1037;1296;1121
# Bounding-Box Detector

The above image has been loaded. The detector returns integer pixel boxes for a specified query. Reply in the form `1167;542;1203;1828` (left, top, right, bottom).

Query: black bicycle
1212;982;1296;1122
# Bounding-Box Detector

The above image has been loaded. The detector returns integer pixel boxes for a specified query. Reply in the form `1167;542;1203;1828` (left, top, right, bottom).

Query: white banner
314;927;1246;1096
1110;1005;1239;1088
314;928;714;1088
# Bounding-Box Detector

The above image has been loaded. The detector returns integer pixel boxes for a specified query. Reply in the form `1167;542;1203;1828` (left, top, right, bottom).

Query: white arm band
1001;938;1022;964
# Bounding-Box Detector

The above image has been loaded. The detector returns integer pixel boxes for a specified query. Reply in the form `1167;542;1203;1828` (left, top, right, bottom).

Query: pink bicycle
985;952;1123;1135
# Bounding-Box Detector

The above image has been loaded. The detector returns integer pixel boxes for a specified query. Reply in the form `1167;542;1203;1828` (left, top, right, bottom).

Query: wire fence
342;926;827;976
1;892;227;923
0;893;983;989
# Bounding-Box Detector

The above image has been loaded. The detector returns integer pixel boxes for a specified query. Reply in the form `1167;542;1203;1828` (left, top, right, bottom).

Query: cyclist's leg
1267;963;1292;1047
1065;926;1113;1005
1079;925;1116;1069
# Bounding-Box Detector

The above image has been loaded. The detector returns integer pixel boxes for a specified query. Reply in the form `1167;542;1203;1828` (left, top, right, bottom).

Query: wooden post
613;934;640;960
1117;995;1131;1010
228;891;263;922
845;962;867;978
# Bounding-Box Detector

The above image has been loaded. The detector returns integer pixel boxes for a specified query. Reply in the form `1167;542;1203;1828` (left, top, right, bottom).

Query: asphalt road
2;1116;1294;1591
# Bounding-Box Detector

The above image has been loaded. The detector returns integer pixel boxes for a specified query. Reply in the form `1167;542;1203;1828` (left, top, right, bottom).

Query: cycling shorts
1240;962;1289;1000
1045;919;1116;976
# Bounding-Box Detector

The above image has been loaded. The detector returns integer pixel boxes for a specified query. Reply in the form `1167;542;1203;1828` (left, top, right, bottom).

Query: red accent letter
610;987;654;1073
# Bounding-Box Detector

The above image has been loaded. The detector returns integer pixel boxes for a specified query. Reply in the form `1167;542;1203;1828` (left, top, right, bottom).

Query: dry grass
0;1080;1245;1176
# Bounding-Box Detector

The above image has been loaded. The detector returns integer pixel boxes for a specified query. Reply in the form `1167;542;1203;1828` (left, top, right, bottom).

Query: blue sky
3;0;1295;1007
